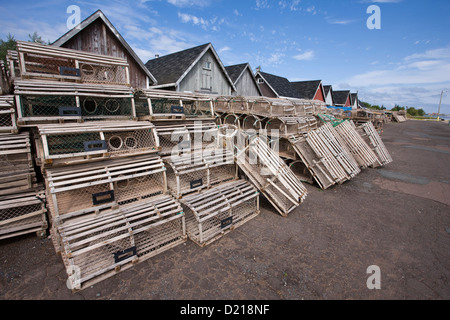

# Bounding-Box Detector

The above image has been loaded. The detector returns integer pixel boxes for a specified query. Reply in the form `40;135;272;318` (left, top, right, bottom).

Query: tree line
361;101;426;117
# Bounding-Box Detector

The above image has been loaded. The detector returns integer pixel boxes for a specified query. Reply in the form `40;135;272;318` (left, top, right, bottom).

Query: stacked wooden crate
2;41;190;291
0;96;18;133
0;132;47;239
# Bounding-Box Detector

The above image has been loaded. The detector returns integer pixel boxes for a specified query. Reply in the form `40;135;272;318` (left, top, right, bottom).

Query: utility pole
438;90;447;121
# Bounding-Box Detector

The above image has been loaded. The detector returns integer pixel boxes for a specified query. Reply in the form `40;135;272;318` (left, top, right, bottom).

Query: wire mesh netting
78;62;128;86
80;96;133;119
19;95;78;118
0;191;47;240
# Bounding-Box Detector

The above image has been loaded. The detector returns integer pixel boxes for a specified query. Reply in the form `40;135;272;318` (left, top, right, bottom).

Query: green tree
0;33;17;63
391;105;405;112
28;31;45;44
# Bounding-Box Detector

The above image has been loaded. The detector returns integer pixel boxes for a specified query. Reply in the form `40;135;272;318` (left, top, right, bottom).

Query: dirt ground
0;119;449;302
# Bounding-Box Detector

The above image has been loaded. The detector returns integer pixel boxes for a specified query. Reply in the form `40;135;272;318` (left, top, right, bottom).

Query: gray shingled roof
350;93;358;105
291;80;322;100
332;90;351;105
225;63;248;84
323;85;332;96
145;43;210;85
258;71;296;97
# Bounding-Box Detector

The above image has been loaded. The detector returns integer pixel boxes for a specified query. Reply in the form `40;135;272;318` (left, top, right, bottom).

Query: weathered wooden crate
212;96;232;114
290;134;346;190
14;80;136;124
141;89;214;121
247;97;272;117
0;132;37;196
228;96;249;114
288;99;314;117
45;155;167;225
155;121;218;156
222;113;246;128
0;96;18;133
56;194;186;291
269;137;298;161
265;117;301;138
163;149;237;198
356;121;393;166
334;120;380;168
35;121;160;167
270;98;296;117
0;188;48;240
15;41;130;86
181;179;259;247
235;134;307;217
241;114;264;132
288;160;314;185
310;122;361;180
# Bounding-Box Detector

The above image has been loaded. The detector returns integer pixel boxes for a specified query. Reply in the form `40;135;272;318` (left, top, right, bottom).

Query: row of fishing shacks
0;41;392;292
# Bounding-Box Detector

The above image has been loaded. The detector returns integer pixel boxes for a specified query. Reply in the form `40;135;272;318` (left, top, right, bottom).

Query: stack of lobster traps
0;39;396;291
1;41;191;291
0;131;47;240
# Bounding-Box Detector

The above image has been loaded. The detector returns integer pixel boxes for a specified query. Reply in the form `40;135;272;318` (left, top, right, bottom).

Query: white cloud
344;47;450;111
218;46;231;54
293;50;315;61
166;0;211;7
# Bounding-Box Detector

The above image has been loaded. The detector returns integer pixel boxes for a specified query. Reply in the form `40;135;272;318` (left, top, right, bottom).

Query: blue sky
1;0;449;113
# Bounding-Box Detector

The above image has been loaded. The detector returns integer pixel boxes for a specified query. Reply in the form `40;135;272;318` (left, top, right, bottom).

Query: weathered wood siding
178;50;232;95
234;68;261;96
60;19;149;89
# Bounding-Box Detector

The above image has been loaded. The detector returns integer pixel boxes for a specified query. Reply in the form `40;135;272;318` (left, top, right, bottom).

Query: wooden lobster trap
241;114;264;132
155;121;218;156
288;160;314;185
0;96;18;133
15;41;130;86
181;179;259;247
163;149;237;198
34;121;160;167
0;187;48;240
356;121;393;166
313;122;361;179
222;113;246;128
45;155;167;226
265;117;301;139
334;120;380;169
14;80;136;125
56;194;186;291
270;98;296;117
228;96;249;114
269;137;298;161
235;134;307;217
248;97;272;117
212;96;232;114
0;132;38;196
290;134;346;190
288;99;314;117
